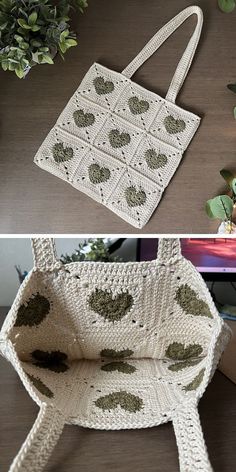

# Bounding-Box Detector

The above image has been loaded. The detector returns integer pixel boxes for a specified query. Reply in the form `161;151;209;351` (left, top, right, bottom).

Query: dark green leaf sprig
205;168;236;225
0;0;88;78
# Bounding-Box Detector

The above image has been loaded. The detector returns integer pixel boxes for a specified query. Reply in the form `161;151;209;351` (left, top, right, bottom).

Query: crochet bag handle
157;238;181;264
172;401;213;472
122;5;203;103
9;404;66;472
31;238;182;268
31;238;61;271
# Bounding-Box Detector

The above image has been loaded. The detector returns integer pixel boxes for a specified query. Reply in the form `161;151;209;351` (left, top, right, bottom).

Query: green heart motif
93;76;114;95
101;361;136;374
165;342;203;361
108;129;131;148
168;358;202;372
128;96;149;115
32;350;68;373
88;289;133;322
14;293;50;327
95;391;143;412
88;163;110;184
164;115;186;134
25;372;54;398
125;186;146;207
144;149;167;169
52;142;73;163
73;109;95;128
100;348;134;359
175;284;213;318
183;369;205;392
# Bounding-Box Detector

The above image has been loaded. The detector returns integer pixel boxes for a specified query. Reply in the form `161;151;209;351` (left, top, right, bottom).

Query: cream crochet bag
34;6;203;228
0;238;231;472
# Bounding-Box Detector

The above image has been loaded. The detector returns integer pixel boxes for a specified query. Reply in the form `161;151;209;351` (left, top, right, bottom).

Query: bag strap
157;238;181;264
31;238;61;271
122;5;203;103
9;404;65;472
172;401;213;472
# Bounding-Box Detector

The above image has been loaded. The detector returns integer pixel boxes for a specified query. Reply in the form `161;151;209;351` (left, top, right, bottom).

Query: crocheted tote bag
0;238;231;472
34;6;203;228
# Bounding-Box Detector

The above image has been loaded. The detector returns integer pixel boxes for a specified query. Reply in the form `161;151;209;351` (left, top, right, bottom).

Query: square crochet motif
34;63;200;228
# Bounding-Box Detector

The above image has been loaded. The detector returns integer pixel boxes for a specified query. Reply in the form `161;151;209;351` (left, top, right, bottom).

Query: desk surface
0;307;236;471
0;0;236;234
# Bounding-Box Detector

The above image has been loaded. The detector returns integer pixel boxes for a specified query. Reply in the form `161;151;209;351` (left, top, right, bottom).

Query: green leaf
234;106;236;118
42;54;54;64
59;42;67;54
220;168;236;194
218;0;236;12
1;61;8;71
65;38;77;47
17;19;31;29
227;83;236;93
220;168;234;186
14;34;24;43
30;40;41;47
28;11;38;26
15;66;25;79
31;24;40;32
60;29;69;40
232;179;236;196
205;195;233;220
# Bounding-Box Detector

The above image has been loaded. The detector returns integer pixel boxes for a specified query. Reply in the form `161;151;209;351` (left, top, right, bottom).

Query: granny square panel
34;6;203;228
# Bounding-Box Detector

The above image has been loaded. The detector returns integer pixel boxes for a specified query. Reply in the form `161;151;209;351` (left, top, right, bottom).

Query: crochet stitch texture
34;6;202;228
0;238;231;472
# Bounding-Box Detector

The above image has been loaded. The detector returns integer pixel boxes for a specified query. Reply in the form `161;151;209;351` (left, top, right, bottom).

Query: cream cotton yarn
0;238;231;472
34;6;203;228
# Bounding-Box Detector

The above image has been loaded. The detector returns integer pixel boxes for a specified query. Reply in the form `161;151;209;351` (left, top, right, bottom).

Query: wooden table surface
0;307;236;471
0;0;236;234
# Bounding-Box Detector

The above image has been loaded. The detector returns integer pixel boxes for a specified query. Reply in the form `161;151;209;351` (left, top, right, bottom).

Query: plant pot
0;45;57;78
218;221;236;234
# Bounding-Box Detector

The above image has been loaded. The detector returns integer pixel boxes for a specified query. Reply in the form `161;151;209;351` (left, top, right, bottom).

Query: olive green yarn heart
183;369;205;392
165;342;203;361
168;358;202;372
88;163;110;184
52;142;73;163
93;76;114;95
125;186;146;207
88;289;133;322
108;129;131;148
73;109;95;128
25;372;54;398
100;348;134;359
32;350;68;373
101;361;136;374
128;96;149;115
175;284;213;318
95;391;143;412
144;149;168;169
164;115;186;134
14;293;50;327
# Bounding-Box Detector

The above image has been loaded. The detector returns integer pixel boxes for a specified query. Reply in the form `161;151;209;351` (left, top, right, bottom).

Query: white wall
0;238;137;306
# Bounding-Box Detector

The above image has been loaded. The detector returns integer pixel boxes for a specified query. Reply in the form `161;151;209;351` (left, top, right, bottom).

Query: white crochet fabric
0;238;231;472
34;6;203;228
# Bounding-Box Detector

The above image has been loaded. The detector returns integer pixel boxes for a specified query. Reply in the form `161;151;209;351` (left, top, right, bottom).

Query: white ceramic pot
218;221;236;234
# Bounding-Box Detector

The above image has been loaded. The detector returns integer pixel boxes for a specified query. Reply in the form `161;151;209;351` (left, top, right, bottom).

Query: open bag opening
0;238;231;472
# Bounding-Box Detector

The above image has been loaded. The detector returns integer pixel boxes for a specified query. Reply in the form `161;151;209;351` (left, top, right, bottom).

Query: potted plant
60;238;125;264
0;0;88;78
205;169;236;233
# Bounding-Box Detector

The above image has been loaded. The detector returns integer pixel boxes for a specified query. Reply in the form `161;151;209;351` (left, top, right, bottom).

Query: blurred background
1;238;236;309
